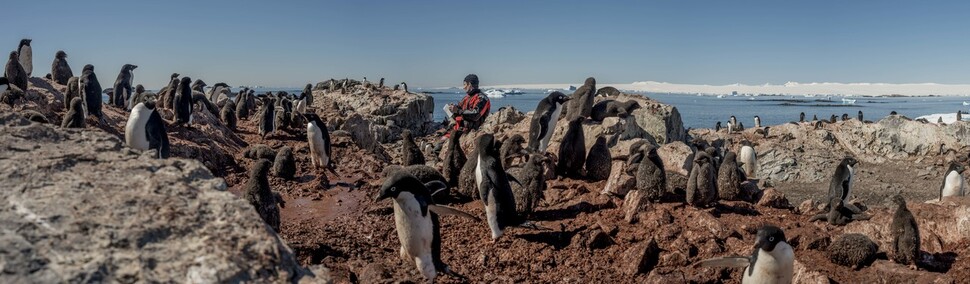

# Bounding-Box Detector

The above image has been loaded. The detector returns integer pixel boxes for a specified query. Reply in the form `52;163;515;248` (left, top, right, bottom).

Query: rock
602;160;636;198
798;199;817;215
577;229;612;251
757;188;793;209
479;106;525;135
312;88;435;136
0;116;318;283
357;263;391;284
828;233;878;269
656;141;694;176
844;197;970;254
623;189;651;223
619;239;660;276
792;260;830;284
340;113;390;161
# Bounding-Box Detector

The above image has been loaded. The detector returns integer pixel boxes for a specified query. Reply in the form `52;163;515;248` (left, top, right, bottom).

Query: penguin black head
547;91;570;104
891;194;907;207
840;156;859;168
136;84;145;93
249;159;272;179
755;115;760;120
476;133;497;156
376;171;428;201
180;76;192;86
123;64;138;71
584;77;596;86
143;100;157;110
754;225;787;252
83;64;94;72
19;39;31;47
842;113;849;121
890;111;898;115
55;50;67;59
170;73;180;80
948;162;966;174
302;112;324;125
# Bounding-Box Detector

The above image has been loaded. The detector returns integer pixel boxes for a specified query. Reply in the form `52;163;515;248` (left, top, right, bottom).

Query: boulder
656;141;694;176
0;115;323;283
603;160;636;198
619;239;660;276
757;188;793;209
479;106;526;137
312;88;435;138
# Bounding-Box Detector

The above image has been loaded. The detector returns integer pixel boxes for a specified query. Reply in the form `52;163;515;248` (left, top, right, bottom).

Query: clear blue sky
4;1;969;89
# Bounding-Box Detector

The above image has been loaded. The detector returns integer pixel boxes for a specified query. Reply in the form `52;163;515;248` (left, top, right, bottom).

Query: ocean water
422;88;970;129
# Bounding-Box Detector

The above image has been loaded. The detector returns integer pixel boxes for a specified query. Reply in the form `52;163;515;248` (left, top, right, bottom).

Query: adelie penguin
173;77;193;126
442;129;466;188
828;156;859;203
890;195;920;269
65;77;79;110
235;90;250;120
125;101;170;158
698;225;793;284
244;159;286;232
585;135;612;181
475;134;544;240
635;144;667;201
799;112;805;123
739;141;757;178
220;99;237;130
715;121;722;132
508;153;548;214
556;116;586;178
376;171;478;282
717;150;744;200
61;97;85;128
112;64;137;109
728;116;737;133
5;51;28;94
527;91;570;153
940;162;966;200
159;73;179;109
809;196;870;226
499;134;526;169
590;99;641;122
565;77;596;120
687;150;718;208
754;115;761;128
0;77;25;107
51;50;73;85
304;113;336;172
80;65;105;124
257;95;276;138
400;129;425;166
272;146;297;180
17;39;32;77
858;110;864;122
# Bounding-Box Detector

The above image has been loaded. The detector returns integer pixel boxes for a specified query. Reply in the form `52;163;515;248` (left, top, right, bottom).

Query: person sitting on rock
444;74;491;132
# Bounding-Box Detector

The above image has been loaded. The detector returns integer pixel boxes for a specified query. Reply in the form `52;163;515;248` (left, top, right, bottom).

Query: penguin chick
244;159;285;232
272;146;296;180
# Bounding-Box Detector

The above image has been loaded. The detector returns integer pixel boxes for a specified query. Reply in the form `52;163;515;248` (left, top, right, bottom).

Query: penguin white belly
739;146;756;176
307;122;330;166
742;243;794;284
846;165;855;198
392;193;436;280
20;46;32;76
942;171;966;198
538;105;562;152
475;157;503;239
124;103;151;150
295;99;307;114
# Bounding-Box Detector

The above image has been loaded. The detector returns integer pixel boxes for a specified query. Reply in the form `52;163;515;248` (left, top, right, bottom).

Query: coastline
485;81;970;97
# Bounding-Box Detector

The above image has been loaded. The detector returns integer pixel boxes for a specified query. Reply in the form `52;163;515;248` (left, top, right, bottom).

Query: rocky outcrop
0;114;328;283
311;88;436;147
844;197;970;254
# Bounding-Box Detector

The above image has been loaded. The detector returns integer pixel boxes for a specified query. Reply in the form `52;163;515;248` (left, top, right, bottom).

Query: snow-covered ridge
486;81;970;97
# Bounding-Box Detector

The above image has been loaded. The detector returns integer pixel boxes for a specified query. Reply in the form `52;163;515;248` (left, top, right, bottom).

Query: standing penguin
699;225;794;284
376;171;476;282
257;95;276;138
80;64;104;123
65;76;79;109
128;85;150;108
715;121;722;132
687;151;718;207
159;73;179;109
556;116;587;178
401;129;425;166
235;90;250;120
125;101;170;159
739;141;757;178
5;51;28;92
173;77;193;126
564;77;596;120
207;82;229;104
754;116;761;128
442;129;466;188
890;195;920;268
858;110;864;122
717;151;744;200
635;144;667;201
304;113;335;171
527;91;570;153
243;159;286;232
112;64;137;109
61;97;85;128
17;39;31;77
272;146;297;180
302;83;313;107
828;156;859;202
508;153;547;214
940;162;966;200
499;134;526;169
800;112;806;123
958;110;963;122
585;135;612;181
51;50;73;85
400;82;408;93
475;134;541;240
220;99;237;130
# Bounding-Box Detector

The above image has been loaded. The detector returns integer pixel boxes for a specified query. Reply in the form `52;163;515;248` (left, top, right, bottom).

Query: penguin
17;39;31;77
378;78;385;89
556;116;586;178
715;121;722;132
698;225;794;284
717;151;744;200
442;129;466;188
475;134;542;240
244;144;277;160
80;64;104;123
124;101;170;159
754;116;761;128
5;51;28;93
274;95;293;132
173;77;193;126
376;171;477;282
61;97;86;128
51;50;73;85
590;99;641;122
207;82;229;104
729;116;738;133
128;84;150;108
190;79;206;93
297;83;313;112
828;156;859;202
221;99;237;130
585;135;612;181
508;153;547;214
400;82;408;93
235;90;250;120
565;77;596;120
243;159;286;232
842;113;849;122
754;127;770;139
499;134;526;169
687;150;718;208
272;146;297;180
938;117;944;124
304;113;336;171
527;91;570;153
112;64;137;109
739;141;757;178
0;77;24;106
809;196;870;226
401;129;425;166
159;73;179;109
828;233;878;270
890;111;898;116
858;110;864;122
257;95;276;138
958;110;963;122
65;76;79;109
890;194;920;268
799;112;805;123
595;86;621;97
812;114;818;121
940;162;966;200
635;144;667;201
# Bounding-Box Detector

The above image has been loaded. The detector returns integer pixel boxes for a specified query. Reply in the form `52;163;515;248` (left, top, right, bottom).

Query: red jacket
454;89;490;131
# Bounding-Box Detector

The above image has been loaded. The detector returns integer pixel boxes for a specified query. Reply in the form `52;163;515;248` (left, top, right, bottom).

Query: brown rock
623;189;652;223
656;141;694;176
603;160;636;197
619;239;660;276
792;260;830;284
798;199;817;215
757;188;793;209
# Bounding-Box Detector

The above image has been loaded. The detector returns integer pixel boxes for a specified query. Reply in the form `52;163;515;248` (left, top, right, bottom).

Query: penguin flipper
428;205;481;222
696;256;751;268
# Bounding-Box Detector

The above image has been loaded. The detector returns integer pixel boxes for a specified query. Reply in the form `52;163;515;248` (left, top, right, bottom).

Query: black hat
464;74;479;86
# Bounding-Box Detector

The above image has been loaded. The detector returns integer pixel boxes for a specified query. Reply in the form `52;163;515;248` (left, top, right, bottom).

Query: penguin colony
3;38;967;283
